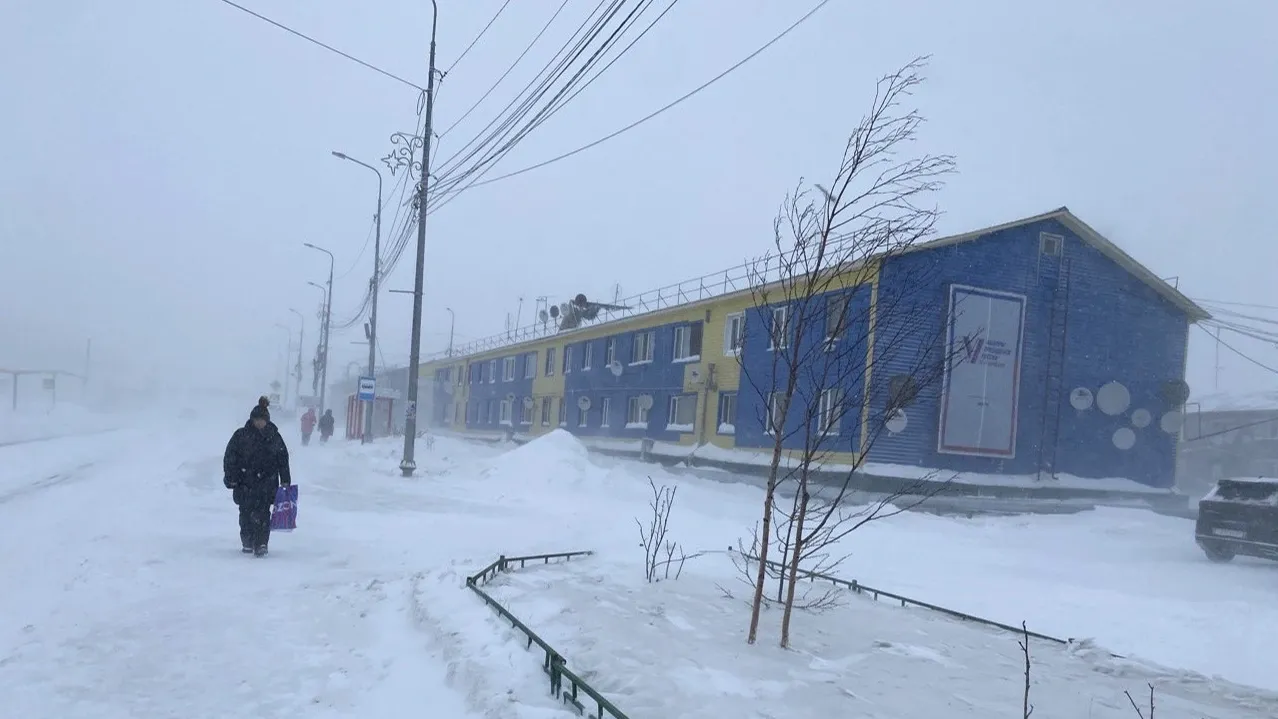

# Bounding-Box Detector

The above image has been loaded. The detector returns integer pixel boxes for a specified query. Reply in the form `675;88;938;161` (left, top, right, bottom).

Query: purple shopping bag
271;484;298;532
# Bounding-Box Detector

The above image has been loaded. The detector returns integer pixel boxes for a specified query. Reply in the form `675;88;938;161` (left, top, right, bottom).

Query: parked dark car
1195;477;1278;563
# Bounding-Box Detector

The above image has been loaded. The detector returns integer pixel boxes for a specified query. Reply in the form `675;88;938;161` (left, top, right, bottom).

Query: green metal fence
465;551;631;719
744;552;1073;646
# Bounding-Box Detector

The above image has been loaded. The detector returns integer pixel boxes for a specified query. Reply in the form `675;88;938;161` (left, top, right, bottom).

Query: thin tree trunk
747;436;785;644
779;468;811;648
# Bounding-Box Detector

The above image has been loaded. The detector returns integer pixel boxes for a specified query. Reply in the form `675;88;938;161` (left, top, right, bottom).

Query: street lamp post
445;307;455;357
399;0;440;477
289;308;305;407
304;244;335;415
332;151;383;444
273;323;293;408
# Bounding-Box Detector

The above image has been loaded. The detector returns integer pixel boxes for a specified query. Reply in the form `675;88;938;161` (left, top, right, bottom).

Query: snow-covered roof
1189;390;1278;413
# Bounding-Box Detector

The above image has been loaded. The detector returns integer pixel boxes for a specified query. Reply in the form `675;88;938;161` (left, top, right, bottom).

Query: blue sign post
357;376;376;402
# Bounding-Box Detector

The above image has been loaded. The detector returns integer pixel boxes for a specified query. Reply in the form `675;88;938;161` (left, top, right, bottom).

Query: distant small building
1178;391;1278;497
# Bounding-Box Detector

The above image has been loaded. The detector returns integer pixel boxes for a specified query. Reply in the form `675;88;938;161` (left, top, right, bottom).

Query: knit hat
250;396;271;422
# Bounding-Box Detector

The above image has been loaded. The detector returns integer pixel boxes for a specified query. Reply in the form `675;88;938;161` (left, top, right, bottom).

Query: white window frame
540;397;552;426
498;399;512;425
605;337;617;366
626;396;649;428
524;352;537;379
545;347;556;377
724;313;744;356
717;392;737;435
488;359;497;384
818;388;842;435
765;392;784;435
667;394;696;432
502;356;516;382
600;396;611;427
558;397;567;426
769;306;790;351
582;342;593;370
672;325;701;363
825;294;848;346
564;345;575;374
631;331;655;365
520;398;534;425
577;403;589;428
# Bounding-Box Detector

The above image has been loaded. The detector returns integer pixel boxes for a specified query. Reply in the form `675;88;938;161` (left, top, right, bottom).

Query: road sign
42;377;55;391
358;376;376;402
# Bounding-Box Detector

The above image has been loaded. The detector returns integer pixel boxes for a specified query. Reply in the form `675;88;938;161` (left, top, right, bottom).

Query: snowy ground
2;423;1275;717
0;403;125;445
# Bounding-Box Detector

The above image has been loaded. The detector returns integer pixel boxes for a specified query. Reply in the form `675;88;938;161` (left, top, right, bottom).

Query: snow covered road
0;424;482;718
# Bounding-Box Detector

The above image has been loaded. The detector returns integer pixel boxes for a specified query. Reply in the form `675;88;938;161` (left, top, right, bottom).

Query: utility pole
305;244;335;415
331;151;383;444
400;0;440;477
445;307;455;357
274;323;293;408
289;308;305;406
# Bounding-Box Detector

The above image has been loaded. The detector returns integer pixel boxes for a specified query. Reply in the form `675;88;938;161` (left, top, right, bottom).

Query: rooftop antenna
612;284;622;304
514;296;524;334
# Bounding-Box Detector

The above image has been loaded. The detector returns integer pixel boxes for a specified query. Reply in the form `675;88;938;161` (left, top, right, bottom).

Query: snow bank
468;554;1278;718
0;403;122;444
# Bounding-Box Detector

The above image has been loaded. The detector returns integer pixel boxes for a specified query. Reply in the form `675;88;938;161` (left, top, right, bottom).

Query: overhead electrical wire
443;0;515;76
1198;324;1278;375
427;0;834;208
212;0;427;92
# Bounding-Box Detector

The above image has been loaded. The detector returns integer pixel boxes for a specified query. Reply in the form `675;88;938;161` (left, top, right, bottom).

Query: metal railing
742;552;1073;646
465;551;631;719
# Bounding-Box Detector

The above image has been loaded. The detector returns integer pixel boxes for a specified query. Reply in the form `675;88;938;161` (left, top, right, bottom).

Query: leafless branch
1019;621;1035;719
1124;684;1155;719
635;477;694;582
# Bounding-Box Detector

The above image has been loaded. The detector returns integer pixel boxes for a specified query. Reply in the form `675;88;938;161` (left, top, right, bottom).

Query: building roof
1190;390;1278;414
915;206;1212;323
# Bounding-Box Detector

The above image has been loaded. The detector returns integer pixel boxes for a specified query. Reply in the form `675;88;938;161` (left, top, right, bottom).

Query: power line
438;0;574;139
443;0;514;76
213;0;427;92
1200;324;1278;375
446;0;835;193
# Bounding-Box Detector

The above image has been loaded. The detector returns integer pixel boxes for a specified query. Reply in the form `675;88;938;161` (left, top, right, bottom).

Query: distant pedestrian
223;396;292;557
318;409;335;444
300;407;316;446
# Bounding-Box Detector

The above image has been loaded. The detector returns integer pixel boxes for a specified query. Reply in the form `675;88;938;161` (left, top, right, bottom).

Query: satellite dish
505;392;516;403
538;309;549;323
608;360;624;377
1095;381;1131;416
549;305;560;318
1131;408;1151;428
885;409;908;434
638;394;653;411
522;396;535;409
576;396;591;411
1161;379;1190;407
689;368;702;384
1069;387;1094;411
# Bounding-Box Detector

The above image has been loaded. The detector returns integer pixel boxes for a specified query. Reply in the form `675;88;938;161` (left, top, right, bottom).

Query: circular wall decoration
1160;379;1190;407
1096;381;1131;416
1160;410;1184;435
1131;408;1152;428
885;409;908;434
1069;387;1095;411
1112;427;1136;451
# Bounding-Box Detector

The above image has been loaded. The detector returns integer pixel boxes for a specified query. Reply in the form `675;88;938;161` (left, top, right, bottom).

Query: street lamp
399;0;440;477
445;307;455;357
304;243;335;415
289;308;305;407
332;150;384;444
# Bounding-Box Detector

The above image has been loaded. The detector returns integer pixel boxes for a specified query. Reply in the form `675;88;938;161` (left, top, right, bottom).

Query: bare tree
635;478;696;582
735;56;961;647
1019;622;1035;719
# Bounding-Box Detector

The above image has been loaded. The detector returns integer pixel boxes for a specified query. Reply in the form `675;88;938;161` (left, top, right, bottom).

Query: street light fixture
331;150;384;444
289;308;305;407
304;243;335;415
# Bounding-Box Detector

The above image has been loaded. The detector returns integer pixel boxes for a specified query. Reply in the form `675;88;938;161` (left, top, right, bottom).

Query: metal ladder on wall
1036;255;1072;480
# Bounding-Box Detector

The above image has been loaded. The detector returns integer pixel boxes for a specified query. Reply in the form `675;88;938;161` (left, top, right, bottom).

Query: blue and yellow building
420;207;1209;489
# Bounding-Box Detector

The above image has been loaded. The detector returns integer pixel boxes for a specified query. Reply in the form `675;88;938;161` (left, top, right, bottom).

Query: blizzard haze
1;0;1275;401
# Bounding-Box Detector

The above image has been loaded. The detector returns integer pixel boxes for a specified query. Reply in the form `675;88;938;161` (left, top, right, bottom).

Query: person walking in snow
300;406;316;446
223;396;292;557
317;408;335;444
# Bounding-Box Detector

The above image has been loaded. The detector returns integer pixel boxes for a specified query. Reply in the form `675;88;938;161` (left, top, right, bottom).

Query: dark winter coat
223;420;292;503
318;413;335;436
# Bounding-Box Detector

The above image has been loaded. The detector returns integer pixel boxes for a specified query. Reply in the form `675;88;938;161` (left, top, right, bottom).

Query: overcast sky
2;0;1275;402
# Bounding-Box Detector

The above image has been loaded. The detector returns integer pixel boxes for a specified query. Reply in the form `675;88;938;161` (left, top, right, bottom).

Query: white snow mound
477;429;596;489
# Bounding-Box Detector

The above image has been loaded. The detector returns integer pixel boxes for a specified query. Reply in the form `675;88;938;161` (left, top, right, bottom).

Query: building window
488;359;497;383
770;306;790;350
673;323;703;362
578;403;589;428
724;313;745;355
520;398;534;425
668;394;697;432
1040;231;1063;256
631;331;655;364
487;400;497;424
499;399;512;425
564;345;574;374
502;357;516;382
558;397;567;425
582;342;593;370
540;397;552;426
477;401;486;424
524;352;537;379
545;347;557;377
456;366;464;386
825;295;848;344
605;337;617;366
453;403;461;424
718;392;737;434
600;396;611;427
465;401;471;424
818;388;842;435
627;396;650;428
467;364;474;384
766;392;783;434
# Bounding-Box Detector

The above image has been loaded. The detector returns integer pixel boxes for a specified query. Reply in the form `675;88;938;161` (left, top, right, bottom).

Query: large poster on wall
936;284;1027;458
